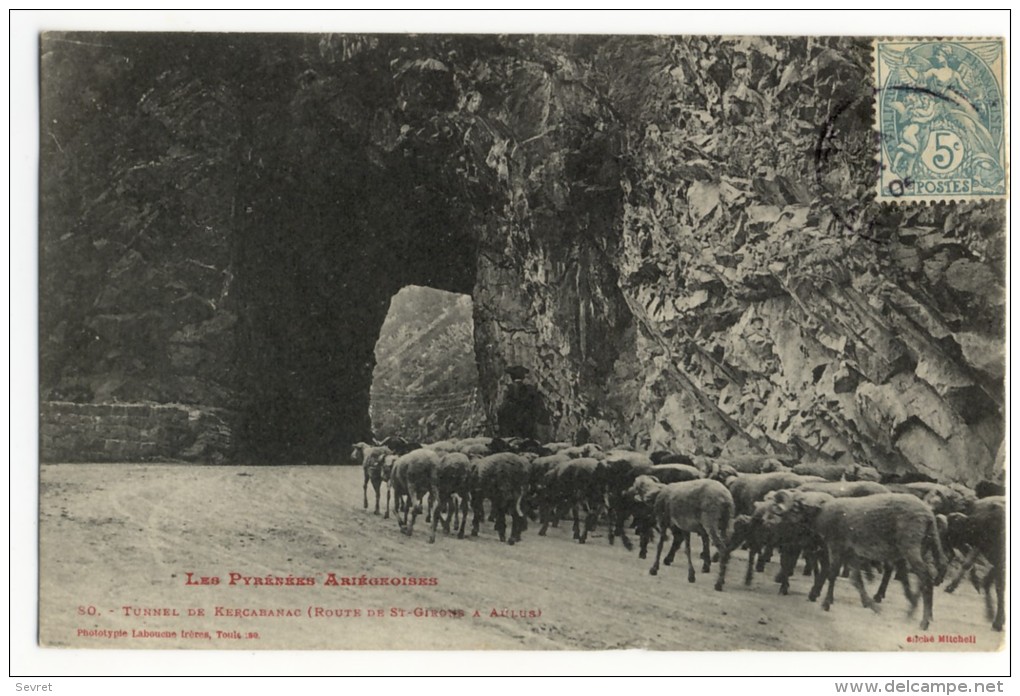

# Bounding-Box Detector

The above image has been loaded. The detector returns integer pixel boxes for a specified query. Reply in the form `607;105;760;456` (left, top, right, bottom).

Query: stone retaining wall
40;401;235;463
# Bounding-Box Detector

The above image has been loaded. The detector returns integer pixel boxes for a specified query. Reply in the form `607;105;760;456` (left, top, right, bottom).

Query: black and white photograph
14;10;1009;679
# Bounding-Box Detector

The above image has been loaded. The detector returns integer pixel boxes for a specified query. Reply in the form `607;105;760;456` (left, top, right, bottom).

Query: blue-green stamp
875;38;1006;201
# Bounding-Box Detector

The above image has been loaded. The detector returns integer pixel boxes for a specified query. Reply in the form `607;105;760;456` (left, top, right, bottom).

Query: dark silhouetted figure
497;366;549;440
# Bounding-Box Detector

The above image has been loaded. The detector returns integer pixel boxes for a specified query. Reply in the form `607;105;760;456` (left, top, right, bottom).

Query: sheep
844;462;882;482
726;471;826;517
885;482;975;516
352;442;392;515
536;457;607;543
943;496;1005;630
559;443;605;460
974;479;1006;499
600;450;655;550
757;489;837;596
426;439;459;453
428;452;472;543
717;454;791;474
770;491;948;630
792;461;851;481
796;480;891;498
649;463;703;483
390;448;440;537
880;471;938;485
468;452;530;545
650;450;695;466
640;477;734;591
541;441;574;454
620;474;676;561
525;454;570;521
703;461;740;483
376;435;422;456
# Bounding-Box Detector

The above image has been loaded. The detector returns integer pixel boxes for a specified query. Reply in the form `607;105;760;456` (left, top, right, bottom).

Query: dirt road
39;464;1002;651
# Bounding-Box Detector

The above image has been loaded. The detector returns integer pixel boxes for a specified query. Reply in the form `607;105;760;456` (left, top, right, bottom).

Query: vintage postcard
36;29;1006;658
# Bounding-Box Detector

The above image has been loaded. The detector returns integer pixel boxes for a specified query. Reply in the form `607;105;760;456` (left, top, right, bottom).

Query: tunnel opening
370;285;484;443
230;148;480;464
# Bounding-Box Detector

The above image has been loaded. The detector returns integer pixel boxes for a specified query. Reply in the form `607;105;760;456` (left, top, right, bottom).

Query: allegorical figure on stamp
878;40;1005;197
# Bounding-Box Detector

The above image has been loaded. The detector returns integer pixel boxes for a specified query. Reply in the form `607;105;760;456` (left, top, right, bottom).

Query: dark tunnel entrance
231;148;479;464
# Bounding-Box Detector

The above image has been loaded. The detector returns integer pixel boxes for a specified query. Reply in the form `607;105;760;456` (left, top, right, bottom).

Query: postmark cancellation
874;38;1006;202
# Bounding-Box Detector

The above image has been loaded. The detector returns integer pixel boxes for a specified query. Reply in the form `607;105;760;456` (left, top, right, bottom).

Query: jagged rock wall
472;36;1004;484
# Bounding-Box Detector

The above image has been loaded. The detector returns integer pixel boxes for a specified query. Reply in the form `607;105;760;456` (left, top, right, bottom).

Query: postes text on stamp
875;38;1006;202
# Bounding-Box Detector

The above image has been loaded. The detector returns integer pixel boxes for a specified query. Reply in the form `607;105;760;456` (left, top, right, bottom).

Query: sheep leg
470;497;483;537
572;501;582;541
873;563;894;604
894;561;920;614
405;486;421;537
849;559;879;613
637;515;652;559
649;526;668;576
709;525;729;592
821;548;844;611
945;547;980;593
384;485;391;520
802;547;816;576
663;533;684;566
399;489;411;533
363;470;370;509
744;541;757;586
509;499;524;546
457;494;469;539
776;546;800;595
494;502;507;543
700;533;712;573
370;470;383;514
579;500;595;544
991;566;1004;631
755;544;771;573
538;497;551;536
682;529;696;583
904;550;934;630
441;496;452;533
428;487;442;544
808;545;829;602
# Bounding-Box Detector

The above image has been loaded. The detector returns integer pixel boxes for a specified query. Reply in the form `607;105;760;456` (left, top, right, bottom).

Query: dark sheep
974;480;1006;499
650;450;695;466
428;452;472;543
649;463;703;483
537;457;607;543
468;452;530;545
601;450;655;550
376;436;422;456
943;496;1005;631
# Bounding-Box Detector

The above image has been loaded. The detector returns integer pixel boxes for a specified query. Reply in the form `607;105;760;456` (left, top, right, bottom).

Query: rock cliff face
471;36;1004;483
41;34;1004;480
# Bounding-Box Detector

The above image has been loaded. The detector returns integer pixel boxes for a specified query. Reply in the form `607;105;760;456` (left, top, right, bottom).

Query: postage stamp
875;38;1007;202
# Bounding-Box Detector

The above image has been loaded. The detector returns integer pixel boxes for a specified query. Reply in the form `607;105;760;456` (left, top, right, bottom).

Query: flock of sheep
351;435;1005;633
